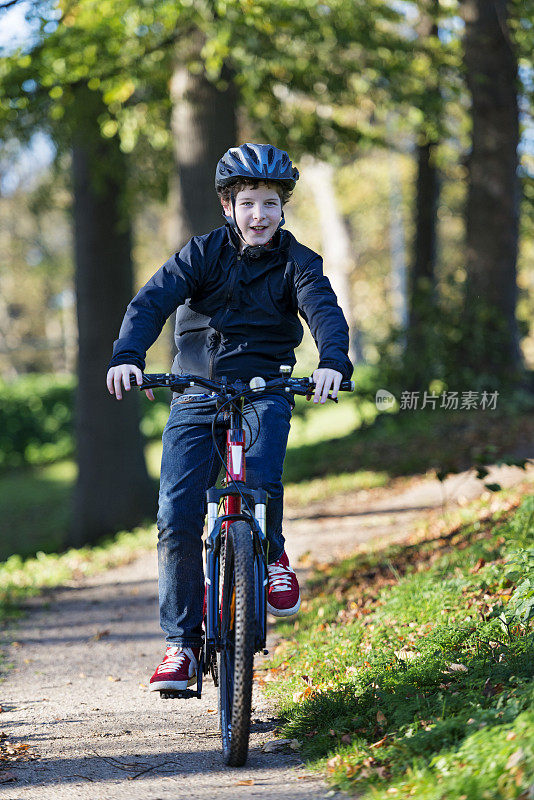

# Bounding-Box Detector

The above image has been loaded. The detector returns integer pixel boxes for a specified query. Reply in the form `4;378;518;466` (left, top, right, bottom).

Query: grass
0;461;75;560
0;525;156;623
261;488;534;799
284;470;388;507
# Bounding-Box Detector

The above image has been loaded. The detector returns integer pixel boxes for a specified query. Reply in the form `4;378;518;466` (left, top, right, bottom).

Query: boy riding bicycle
106;143;353;693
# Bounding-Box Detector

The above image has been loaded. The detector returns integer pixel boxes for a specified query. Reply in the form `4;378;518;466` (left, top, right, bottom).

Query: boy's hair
217;178;293;207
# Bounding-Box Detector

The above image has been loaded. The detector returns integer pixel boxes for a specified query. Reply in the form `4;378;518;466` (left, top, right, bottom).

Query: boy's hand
106;365;155;401
309;367;343;404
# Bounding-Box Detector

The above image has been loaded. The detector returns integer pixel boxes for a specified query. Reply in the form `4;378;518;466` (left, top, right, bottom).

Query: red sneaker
267;551;301;617
149;646;200;692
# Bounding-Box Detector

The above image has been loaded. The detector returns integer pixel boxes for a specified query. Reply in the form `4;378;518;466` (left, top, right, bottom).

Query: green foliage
378;287;532;398
0;374;169;471
0;374;74;469
263;495;534;798
0;0;460;178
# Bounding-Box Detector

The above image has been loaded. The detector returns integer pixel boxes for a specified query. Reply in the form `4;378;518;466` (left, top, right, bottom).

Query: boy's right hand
106;365;155;401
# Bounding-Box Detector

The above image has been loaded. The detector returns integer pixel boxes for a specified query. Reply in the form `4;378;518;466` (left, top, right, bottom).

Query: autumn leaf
371;735;388;748
90;629;110;641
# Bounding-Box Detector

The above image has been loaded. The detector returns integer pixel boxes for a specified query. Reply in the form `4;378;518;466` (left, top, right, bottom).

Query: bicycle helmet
215;143;299;191
216;143;299;256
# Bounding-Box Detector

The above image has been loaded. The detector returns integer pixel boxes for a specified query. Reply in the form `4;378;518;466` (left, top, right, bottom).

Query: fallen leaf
376;710;387;725
394;649;419;661
371;735;388;748
447;663;468;673
262;739;293;753
107;676;121;682
376;766;390;779
235;779;255;785
482;679;505;698
91;629;110;641
506;749;524;770
292;686;313;703
341;734;352;744
327;755;342;770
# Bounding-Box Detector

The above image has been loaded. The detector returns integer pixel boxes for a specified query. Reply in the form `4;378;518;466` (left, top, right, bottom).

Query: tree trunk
405;2;441;388
69;85;155;548
409;139;439;321
462;0;523;375
302;157;363;364
165;39;237;358
169;42;238;248
388;152;408;336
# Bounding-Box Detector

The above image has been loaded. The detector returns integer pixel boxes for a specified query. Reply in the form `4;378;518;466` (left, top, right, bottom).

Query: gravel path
0;464;531;799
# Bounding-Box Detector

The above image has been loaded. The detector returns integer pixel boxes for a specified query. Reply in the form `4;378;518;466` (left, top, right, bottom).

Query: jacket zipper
209;252;242;380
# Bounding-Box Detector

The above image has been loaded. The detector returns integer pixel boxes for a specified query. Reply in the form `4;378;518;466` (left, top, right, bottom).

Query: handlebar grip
340;379;355;392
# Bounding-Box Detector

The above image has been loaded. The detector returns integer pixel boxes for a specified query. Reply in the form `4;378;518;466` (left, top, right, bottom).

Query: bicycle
135;366;354;766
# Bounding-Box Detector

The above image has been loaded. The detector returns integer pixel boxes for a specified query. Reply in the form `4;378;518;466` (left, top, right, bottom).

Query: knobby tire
218;520;255;766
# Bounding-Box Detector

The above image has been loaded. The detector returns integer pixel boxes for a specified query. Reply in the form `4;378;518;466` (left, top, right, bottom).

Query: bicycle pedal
159;688;201;700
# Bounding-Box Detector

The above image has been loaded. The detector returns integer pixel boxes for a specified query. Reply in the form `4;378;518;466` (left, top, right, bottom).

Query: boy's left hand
309;367;343;404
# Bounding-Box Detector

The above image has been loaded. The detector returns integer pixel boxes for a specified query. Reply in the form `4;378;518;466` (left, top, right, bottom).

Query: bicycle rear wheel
218;520;255;766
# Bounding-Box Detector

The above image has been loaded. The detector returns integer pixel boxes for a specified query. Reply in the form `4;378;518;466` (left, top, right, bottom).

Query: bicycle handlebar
131;372;354;399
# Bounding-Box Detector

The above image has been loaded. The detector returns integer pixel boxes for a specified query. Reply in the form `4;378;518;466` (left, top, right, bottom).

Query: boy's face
223;184;282;248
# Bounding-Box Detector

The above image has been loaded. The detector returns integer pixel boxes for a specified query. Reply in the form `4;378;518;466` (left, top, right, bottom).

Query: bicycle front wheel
218;520;255;766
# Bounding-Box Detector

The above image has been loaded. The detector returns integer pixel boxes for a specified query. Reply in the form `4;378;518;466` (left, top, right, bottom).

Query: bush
0;374;75;470
0;374;171;472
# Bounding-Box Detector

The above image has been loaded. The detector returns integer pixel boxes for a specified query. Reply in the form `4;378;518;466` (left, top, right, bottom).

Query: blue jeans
156;393;292;646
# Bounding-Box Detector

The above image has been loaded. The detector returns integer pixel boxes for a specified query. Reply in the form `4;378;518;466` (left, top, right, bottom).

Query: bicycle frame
204;396;269;664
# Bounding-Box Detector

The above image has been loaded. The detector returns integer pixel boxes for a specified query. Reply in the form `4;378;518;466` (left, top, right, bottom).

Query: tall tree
69;84;154;546
406;0;442;388
461;0;523;379
166;34;237;353
169;36;237;248
302;157;363;364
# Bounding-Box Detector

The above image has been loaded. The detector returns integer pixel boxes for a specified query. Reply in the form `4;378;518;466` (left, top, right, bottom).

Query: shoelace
268;560;294;593
157;647;195;675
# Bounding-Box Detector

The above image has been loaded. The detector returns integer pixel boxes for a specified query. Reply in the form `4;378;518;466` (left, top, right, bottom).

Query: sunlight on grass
38;459;77;482
262;490;534;799
145;439;163;479
0;525;156;621
288;396;365;448
284;470;388;507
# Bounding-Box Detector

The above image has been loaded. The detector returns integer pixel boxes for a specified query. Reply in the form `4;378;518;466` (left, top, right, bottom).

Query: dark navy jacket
108;224;353;384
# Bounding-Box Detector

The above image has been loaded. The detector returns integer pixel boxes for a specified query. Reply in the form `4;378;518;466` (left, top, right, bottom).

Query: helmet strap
231;190;248;247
